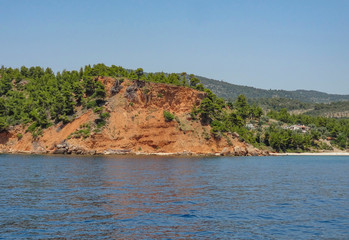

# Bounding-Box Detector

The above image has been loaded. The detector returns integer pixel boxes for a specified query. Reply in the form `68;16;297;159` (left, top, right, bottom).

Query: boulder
233;146;247;156
246;144;259;156
220;147;231;156
53;149;66;154
232;132;240;138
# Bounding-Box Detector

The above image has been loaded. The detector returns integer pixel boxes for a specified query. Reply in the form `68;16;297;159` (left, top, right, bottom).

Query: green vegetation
267;109;349;150
191;88;263;141
0;64;203;137
95;111;110;129
163;111;174;122
249;97;311;111
135;68;144;80
17;133;23;140
249;97;349;118
0;63;348;152
0;65;110;136
191;87;349;152
305;101;349;117
68;123;91;139
198;75;349;103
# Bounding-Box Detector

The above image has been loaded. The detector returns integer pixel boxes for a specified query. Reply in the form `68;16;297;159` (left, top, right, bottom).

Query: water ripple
0;154;348;239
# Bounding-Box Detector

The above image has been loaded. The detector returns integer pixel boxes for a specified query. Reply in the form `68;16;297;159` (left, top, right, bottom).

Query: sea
0;154;348;239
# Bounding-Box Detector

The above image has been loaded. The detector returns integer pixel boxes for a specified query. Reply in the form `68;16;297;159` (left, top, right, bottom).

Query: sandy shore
271;152;349;156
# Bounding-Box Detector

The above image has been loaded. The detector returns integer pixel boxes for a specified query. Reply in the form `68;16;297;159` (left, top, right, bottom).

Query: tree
0;75;12;95
0;117;8;132
93;81;106;99
0;98;6;115
180;72;187;86
278;108;291;123
235;95;250;120
168;73;180;85
250;104;263;119
45;67;54;76
227;112;244;128
135;68;144;80
190;77;200;87
83;76;95;96
195;83;205;91
20;66;29;77
198;98;214;125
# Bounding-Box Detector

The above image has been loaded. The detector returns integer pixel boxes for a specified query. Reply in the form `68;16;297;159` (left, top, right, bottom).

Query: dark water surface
0;154;348;239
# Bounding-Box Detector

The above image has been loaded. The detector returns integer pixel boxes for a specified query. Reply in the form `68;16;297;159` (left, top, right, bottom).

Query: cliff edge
0;78;268;156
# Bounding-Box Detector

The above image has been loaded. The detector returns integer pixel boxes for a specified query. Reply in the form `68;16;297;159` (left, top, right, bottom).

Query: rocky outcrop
52;141;95;155
110;79;123;95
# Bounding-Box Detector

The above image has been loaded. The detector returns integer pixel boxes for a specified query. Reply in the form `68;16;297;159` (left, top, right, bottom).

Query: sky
0;0;348;94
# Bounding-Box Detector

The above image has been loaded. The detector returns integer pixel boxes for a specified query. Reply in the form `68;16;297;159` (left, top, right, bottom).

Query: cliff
0;78;268;156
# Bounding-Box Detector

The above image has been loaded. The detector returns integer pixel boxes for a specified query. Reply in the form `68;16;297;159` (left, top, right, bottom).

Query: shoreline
271;152;349;156
1;150;349;157
0;150;234;157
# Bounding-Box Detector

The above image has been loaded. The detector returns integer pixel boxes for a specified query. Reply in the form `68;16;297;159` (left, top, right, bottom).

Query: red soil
0;78;267;156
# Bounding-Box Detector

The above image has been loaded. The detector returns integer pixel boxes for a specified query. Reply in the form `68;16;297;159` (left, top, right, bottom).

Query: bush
86;100;97;109
100;112;110;119
58;115;71;124
0;117;8;132
93;106;103;113
17;133;23;140
95;119;106;128
163;111;174;122
68;124;91;139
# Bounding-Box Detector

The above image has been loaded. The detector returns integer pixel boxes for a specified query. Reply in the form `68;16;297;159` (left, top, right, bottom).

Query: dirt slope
0;78;267;156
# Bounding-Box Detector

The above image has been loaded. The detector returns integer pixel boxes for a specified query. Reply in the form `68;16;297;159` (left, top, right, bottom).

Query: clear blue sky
1;0;348;94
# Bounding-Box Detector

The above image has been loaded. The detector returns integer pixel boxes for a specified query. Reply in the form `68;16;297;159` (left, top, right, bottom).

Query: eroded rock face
0;78;268;157
110;79;123;95
125;85;138;101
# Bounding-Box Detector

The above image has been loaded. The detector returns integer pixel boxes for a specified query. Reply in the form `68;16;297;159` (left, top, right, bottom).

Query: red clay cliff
0;78;268;156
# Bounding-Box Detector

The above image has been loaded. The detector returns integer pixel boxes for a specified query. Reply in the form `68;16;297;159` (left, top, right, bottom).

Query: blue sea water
0;154;348;239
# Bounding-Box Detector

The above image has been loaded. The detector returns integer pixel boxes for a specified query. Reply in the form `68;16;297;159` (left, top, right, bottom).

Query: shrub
100;112;110;119
17;133;23;140
69;123;91;139
93;106;103;113
86;100;97;109
95;119;106;128
58;115;71;124
0;117;9;132
163;111;174;122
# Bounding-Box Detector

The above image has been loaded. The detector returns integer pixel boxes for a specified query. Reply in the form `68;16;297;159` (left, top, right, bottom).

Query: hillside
303;101;349;118
197;75;349;103
1;64;348;153
0;77;265;156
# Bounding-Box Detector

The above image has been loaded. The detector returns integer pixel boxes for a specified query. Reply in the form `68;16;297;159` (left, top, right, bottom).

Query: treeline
249;97;349;118
249;97;311;111
198;75;349;103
